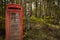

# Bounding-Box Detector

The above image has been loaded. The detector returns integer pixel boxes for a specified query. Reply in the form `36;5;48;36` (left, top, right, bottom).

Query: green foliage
30;16;45;22
24;15;60;40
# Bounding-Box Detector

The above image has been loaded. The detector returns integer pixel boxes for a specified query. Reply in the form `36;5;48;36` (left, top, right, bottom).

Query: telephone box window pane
9;13;19;23
8;13;20;40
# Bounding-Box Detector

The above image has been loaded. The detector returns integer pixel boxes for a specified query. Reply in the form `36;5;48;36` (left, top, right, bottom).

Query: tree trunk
25;0;32;30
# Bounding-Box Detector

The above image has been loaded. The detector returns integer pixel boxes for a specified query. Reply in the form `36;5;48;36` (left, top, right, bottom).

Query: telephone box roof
6;4;23;11
6;4;22;7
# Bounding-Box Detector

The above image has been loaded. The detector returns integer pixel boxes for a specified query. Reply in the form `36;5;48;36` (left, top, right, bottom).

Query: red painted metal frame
5;4;23;40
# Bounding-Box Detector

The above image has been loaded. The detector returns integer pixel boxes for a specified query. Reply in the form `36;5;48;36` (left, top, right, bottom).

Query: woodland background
0;0;60;40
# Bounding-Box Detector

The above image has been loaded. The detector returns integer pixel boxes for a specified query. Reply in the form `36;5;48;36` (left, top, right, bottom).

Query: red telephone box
5;4;23;40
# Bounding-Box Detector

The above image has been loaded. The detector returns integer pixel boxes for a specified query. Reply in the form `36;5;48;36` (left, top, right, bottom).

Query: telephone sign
5;4;23;40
